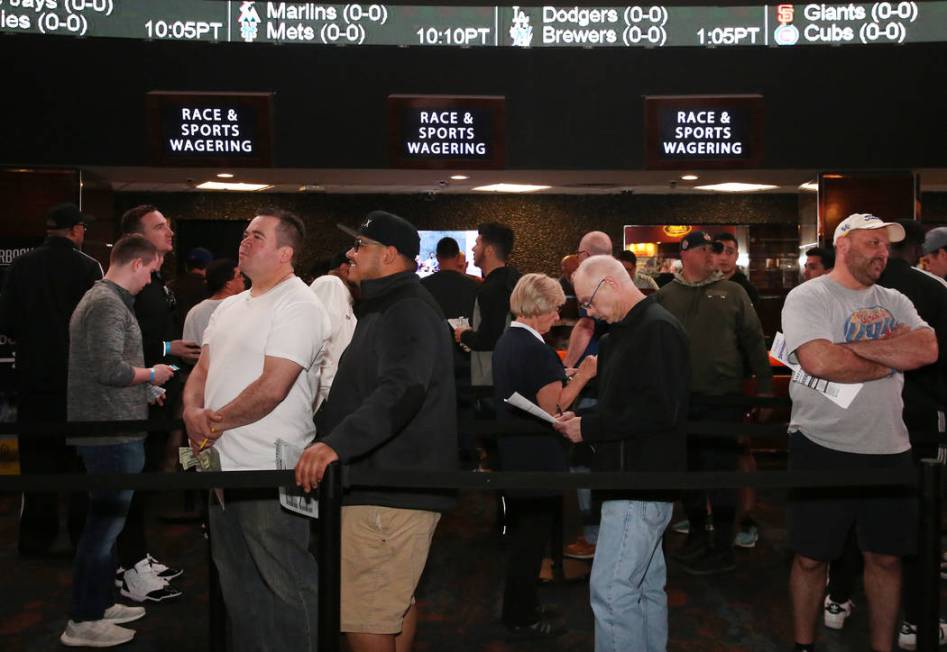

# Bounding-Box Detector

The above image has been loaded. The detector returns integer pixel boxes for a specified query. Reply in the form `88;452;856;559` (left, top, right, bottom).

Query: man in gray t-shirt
781;213;937;652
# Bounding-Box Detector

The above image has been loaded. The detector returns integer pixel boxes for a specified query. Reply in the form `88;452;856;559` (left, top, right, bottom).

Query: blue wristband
163;341;170;357
149;368;155;384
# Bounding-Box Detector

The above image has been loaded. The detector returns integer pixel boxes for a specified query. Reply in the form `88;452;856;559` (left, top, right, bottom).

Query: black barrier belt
460;387;794;409
0;467;917;493
0;419;182;437
1;417;944;445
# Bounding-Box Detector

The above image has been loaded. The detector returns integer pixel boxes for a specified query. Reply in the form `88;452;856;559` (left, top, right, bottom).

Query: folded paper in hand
276;439;318;519
770;331;862;409
504;392;556;424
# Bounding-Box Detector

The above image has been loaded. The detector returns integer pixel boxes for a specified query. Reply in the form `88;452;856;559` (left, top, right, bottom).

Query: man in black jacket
714;232;760;307
554;254;688;652
876;220;947;648
453;222;520;386
0;203;102;556
295;211;457;652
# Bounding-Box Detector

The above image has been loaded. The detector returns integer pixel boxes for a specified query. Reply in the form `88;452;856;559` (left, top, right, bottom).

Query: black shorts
787;432;917;560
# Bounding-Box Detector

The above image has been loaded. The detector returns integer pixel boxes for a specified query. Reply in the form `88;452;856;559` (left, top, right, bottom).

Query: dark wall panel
3;36;947;170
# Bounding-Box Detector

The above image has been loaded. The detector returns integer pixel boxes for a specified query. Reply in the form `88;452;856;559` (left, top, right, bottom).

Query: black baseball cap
680;230;723;253
46;203;94;229
337;210;420;259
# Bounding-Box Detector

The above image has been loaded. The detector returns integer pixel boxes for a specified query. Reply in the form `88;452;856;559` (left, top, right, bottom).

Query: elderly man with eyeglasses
554;254;689;652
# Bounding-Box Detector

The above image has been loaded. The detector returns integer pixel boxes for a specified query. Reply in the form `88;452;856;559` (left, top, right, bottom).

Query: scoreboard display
1;2;943;49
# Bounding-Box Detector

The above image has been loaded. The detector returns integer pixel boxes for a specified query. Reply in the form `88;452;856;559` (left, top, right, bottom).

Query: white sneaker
60;619;135;647
146;553;183;581
119;558;183;603
102;603;145;625
897;618;947;651
823;596;854;630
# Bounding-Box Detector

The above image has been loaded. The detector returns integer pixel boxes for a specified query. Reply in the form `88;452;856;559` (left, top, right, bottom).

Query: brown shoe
564;536;596;560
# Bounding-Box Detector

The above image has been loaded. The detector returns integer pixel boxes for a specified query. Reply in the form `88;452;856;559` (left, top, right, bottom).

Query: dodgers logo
843;305;897;342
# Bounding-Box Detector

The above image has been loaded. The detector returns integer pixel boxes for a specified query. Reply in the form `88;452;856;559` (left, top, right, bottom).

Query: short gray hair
509;273;565;318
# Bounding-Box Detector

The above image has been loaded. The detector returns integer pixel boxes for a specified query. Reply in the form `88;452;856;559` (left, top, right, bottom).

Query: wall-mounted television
416;230;481;278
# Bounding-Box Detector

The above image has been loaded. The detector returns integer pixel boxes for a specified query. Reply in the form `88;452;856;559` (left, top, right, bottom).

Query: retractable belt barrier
0;407;943;651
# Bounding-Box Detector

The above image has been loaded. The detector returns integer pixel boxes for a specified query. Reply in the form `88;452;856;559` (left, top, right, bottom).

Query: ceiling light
472;183;551;193
450;175;469;180
680;174;699;181
694;182;779;193
799;182;819;192
197;181;272;191
216;172;235;178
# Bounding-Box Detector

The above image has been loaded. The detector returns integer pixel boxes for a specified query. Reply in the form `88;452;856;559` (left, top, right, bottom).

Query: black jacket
729;270;761;307
580;296;689;501
0;236;102;395
877;258;947;425
134;271;179;367
460;266;521;351
421;269;478;320
319;271;457;512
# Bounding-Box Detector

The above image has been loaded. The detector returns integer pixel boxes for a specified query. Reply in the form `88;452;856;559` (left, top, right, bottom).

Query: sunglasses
352;238;384;252
579;278;606;311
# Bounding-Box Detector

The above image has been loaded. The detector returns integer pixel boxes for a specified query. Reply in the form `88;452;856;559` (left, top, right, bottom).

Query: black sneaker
680;548;737;576
671;533;708;563
506;617;566;641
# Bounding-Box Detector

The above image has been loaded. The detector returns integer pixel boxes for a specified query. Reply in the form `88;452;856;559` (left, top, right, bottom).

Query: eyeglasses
579;278;606;311
353;238;383;252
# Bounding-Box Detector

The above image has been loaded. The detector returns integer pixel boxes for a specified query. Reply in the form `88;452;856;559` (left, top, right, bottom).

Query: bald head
578;231;613;258
574;255;634;289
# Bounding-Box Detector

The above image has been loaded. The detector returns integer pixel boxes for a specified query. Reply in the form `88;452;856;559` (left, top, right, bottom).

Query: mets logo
843;306;897;342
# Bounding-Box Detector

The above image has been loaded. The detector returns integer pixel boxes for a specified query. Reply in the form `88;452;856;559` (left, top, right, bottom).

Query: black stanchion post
318;462;343;652
207;516;227;652
917;460;942;652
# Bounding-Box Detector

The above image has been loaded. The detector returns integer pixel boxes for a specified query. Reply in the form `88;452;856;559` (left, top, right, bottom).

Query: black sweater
319;271;457;512
459;266;521;351
877;258;947;423
580;295;689;501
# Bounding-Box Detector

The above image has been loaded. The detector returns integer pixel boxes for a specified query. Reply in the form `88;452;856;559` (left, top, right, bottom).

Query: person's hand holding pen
183;406;224;454
553;410;583;443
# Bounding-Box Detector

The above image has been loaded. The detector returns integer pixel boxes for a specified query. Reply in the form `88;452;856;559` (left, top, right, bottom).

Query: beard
845;248;885;285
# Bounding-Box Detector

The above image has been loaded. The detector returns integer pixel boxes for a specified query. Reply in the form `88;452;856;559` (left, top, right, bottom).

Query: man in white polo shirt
183;208;328;651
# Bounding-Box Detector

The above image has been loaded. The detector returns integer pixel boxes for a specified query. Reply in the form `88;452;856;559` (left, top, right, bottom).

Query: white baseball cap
832;213;906;245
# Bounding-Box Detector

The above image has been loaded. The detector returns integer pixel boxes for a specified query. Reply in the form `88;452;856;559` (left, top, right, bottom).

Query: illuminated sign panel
2;3;942;48
388;95;506;169
644;95;764;170
146;92;273;167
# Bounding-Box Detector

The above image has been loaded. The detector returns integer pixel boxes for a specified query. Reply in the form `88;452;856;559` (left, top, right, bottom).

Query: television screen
416;230;481;279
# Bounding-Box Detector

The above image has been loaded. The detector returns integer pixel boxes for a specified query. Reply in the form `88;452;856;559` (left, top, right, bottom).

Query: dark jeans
826;530;862;604
501;496;558;627
683;401;744;547
72;440;145;621
209;489;320;652
16;391;87;553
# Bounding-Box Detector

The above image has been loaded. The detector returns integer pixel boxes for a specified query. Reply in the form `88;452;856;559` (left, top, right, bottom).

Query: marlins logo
843;305;897;342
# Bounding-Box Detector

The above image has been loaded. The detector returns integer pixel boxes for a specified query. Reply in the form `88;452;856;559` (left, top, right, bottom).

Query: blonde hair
509;273;565;318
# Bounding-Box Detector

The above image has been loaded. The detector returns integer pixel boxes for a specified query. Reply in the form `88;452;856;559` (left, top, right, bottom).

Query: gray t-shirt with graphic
781;275;929;454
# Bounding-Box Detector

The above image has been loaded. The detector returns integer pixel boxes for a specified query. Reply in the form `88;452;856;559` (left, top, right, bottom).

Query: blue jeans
72;440;145;621
590;500;673;652
209;489;319;652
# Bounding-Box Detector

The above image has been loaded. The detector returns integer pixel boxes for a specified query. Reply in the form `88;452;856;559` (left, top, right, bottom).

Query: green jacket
656;271;772;396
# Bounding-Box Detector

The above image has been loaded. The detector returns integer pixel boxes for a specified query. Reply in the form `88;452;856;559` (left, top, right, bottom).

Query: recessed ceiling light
216;172;235;178
472;183;551;193
450;175;469;180
680;174;699;181
694;182;779;193
798;182;819;192
197;181;272;192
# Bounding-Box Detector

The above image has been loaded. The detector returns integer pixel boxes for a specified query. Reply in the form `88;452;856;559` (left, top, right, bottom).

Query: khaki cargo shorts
340;505;441;634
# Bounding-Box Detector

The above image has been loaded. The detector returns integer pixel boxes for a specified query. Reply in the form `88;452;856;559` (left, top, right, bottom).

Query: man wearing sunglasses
295;211;456;652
